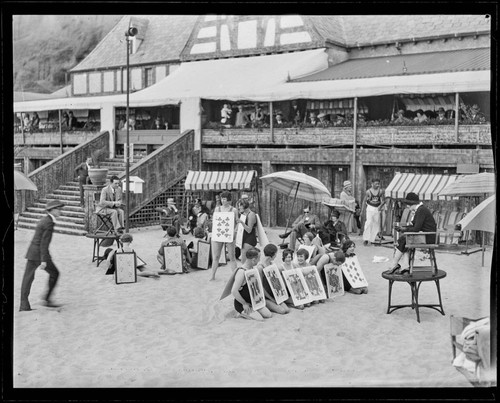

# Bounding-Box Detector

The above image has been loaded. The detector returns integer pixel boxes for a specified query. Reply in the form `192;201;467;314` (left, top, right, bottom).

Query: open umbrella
439;172;495;197
260;170;331;244
456;195;495;266
14;170;38;191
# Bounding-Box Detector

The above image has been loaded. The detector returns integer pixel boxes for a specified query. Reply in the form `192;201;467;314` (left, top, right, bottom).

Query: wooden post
352;97;358;196
270;102;274;143
59;110;63;154
455;92;459;142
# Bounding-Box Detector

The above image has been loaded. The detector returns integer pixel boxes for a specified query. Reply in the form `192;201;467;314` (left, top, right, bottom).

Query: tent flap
184;170;256;191
385;173;460;200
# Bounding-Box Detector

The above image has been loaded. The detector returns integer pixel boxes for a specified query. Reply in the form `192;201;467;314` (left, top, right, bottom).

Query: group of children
231;239;368;321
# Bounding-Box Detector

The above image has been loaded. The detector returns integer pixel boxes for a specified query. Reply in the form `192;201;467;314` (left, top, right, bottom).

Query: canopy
14;93;127;113
439;172;496;197
130;48;329;105
457;195;495;233
385;172;460;200
400;95;458;112
184;170;256;191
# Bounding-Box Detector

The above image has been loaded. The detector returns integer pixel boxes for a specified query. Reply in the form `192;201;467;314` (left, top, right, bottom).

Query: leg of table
386;280;394;314
414;281;422;323
431;250;438;275
434;279;445;315
92;238;99;262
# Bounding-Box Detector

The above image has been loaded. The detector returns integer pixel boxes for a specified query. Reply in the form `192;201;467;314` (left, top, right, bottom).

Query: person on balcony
68;111;78;130
221;104;232;127
333;114;346;126
317;112;330;127
235;105;249;128
31;112;40;131
278;206;321;250
74;157;94;206
62;112;70;129
414;109;428;123
274;112;286;127
23;113;32;133
96;175;125;235
308;112;318;126
469;104;486;123
393;109;410;124
153;116;163;130
436;107;447;122
250;105;264;128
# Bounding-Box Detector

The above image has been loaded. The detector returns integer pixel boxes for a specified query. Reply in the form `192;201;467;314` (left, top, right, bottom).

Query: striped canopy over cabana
439;172;496;197
385;173;460;200
184;170;256;191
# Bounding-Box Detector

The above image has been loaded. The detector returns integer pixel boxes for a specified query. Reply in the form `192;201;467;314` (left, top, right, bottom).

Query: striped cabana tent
385;172;460;200
184;170;256;191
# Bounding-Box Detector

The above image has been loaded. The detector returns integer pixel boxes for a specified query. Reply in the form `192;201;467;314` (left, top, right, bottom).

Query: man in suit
96;175;125;234
386;192;437;275
279;206;321;250
20;200;64;311
74;157;93;205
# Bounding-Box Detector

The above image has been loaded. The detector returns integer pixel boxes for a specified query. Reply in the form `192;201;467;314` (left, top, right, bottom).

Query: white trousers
363;205;380;243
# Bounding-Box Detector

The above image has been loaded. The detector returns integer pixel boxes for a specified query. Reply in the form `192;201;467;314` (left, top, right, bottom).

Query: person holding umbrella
20;200;65;311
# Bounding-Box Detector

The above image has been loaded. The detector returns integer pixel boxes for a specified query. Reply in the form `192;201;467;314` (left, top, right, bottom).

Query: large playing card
324;263;344;298
235;213;246;249
245;268;266;311
212;211;235;243
282;268;313;306
300;265;326;301
263;264;289;305
341;256;368;288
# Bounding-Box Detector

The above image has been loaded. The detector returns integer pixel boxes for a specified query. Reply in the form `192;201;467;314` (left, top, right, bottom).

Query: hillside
13;15;123;93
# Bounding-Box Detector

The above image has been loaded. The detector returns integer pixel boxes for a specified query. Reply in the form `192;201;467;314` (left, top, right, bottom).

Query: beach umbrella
14;170;37;191
321;197;355;213
439;172;495;197
456;195;495;267
260;170;331;244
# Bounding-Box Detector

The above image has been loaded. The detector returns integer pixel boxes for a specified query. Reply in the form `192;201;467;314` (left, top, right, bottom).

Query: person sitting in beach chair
319;210;350;248
105;233;163;279
256;244;291;315
279;206;321;249
232;248;273;321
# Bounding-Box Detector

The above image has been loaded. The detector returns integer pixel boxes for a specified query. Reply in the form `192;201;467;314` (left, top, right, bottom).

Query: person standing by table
210;191;238;281
20;200;65;311
361;178;385;246
96;175;125;234
386;192;437;275
74;157;93;206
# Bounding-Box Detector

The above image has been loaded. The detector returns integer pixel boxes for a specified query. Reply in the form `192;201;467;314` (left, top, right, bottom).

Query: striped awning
385;173;460;200
400;95;459;112
184;170;256;191
439;172;496;197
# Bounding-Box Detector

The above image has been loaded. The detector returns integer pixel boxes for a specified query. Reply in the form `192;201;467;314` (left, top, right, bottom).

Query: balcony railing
202;124;491;147
14;130;102;146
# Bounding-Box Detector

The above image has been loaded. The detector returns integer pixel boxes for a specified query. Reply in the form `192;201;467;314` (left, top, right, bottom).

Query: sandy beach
11;225;493;389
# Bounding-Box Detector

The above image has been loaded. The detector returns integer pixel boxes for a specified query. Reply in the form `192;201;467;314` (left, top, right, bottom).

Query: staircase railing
25;131;110;208
118;130;198;218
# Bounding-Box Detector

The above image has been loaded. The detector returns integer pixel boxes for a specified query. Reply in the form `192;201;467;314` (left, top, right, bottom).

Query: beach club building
14;15;493;234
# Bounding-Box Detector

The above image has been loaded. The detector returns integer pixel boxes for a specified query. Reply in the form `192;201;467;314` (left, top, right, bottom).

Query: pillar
261;160;272;227
83;184;106;233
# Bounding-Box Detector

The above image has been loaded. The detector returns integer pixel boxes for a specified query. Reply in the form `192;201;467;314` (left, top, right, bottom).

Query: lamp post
125;26;138;233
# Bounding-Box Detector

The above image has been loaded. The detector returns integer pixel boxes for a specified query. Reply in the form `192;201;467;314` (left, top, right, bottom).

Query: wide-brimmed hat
167;198;176;204
438;107;445;113
403;192;420;205
317;112;326;118
343;180;352;188
45;200;64;211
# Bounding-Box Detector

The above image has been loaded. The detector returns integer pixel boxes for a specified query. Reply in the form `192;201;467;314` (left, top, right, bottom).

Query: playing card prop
235;213;246;249
324;263;345;298
163;245;184;274
114;252;137;284
197;240;211;270
300;265;326;301
263;264;289;305
245;268;266;311
255;214;269;247
212;211;235;242
282;268;313;306
341;256;368;288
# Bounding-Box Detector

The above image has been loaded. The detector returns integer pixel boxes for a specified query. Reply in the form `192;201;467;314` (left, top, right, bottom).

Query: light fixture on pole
125;25;138;233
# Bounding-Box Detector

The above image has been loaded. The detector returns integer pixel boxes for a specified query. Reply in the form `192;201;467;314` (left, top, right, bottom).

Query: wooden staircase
17;156;142;235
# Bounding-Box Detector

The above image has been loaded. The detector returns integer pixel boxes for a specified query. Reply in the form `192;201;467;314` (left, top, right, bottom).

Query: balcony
14;130;102;147
202;124;491;147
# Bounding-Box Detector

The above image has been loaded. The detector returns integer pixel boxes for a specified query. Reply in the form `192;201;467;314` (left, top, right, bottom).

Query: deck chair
405;231;439;275
94;193;114;235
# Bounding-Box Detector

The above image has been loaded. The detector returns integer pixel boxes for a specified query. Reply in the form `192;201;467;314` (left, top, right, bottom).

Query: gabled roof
293;48;490;82
71;15;198;72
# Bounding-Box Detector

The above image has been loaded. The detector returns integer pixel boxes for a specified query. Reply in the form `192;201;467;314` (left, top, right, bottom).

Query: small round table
381;269;447;323
85;233;122;266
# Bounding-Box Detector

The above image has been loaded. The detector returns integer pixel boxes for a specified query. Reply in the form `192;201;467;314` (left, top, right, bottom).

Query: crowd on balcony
202;97;488;131
15;110;101;134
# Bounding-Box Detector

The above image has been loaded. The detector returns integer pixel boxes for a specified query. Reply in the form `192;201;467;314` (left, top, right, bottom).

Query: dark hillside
13;15;123;93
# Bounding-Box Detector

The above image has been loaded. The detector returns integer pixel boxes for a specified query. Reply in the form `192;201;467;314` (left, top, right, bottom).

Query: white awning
14;93;127;113
130;48;329;105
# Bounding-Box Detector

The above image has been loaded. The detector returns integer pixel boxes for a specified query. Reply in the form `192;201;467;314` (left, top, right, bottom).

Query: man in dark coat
386;192;437;275
20;200;64;311
74;157;93;205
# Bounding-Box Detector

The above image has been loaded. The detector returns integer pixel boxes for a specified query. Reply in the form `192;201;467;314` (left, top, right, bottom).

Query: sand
11;225;493;388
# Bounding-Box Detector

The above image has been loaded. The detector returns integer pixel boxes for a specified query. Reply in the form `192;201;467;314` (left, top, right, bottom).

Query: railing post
59;110;63;154
455;92;459;142
352;97;358;196
270;102;274;143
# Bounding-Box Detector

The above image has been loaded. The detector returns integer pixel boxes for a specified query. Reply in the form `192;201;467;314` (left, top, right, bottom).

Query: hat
120;233;133;243
331;210;340;218
317;112;326;118
403;192;420;205
167;198;176;204
438;107;445;113
46;200;64;211
343;180;352;188
471;104;480;111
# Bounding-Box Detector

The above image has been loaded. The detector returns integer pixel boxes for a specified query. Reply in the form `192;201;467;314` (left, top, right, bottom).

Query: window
145;68;153;87
73;73;87;95
103;71;115;92
89;72;102;94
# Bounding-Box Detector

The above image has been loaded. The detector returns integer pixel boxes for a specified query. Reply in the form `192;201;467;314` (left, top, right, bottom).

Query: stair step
17;222;86;236
26;208;85;218
18;216;85;228
46;193;80;200
20;213;85;225
59;185;80;191
31;203;83;212
40;198;81;207
53;189;81;196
